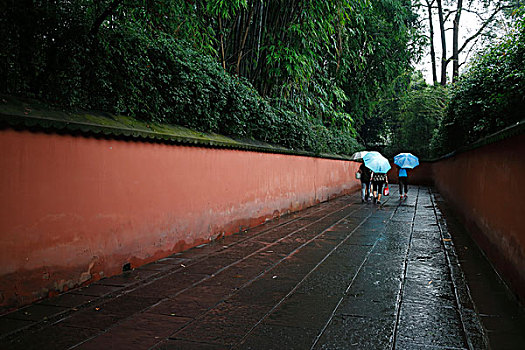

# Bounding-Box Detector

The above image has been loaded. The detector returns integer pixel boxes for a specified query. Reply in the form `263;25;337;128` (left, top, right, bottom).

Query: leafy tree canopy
0;0;420;156
374;72;448;159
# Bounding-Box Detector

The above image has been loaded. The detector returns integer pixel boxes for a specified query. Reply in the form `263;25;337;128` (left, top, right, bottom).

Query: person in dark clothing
371;172;388;204
357;163;371;203
398;166;408;199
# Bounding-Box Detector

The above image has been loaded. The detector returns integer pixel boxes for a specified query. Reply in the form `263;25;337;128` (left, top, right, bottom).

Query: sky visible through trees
414;0;517;84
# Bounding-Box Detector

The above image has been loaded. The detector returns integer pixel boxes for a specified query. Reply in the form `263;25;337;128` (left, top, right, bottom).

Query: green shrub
22;31;360;156
0;7;361;156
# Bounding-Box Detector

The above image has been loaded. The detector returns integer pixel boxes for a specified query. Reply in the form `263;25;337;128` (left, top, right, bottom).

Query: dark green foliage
347;0;422;145
0;0;422;156
434;11;525;154
377;72;448;159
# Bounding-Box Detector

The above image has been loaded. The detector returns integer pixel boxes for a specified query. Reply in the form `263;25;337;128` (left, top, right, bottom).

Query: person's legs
372;181;378;203
404;177;408;197
361;182;367;202
399;177;408;198
377;182;384;203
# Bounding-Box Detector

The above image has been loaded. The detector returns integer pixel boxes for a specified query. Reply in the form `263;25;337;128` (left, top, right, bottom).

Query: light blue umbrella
394;153;419;169
363;151;391;173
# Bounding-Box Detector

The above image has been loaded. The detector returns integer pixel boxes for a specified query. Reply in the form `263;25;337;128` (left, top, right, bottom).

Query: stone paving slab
1;187;524;349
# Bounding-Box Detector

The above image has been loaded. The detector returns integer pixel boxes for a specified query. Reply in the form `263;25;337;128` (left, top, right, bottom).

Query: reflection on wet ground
1;187;524;349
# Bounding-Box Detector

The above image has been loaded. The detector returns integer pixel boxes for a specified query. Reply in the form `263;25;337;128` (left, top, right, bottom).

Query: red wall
2;126;523;309
432;134;525;302
0;129;360;311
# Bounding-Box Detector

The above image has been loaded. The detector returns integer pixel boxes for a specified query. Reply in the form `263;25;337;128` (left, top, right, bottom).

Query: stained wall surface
0;129;360;310
432;134;525;302
2;126;524;310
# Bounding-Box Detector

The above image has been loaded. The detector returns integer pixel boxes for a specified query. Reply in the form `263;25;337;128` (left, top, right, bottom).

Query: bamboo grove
1;0;418;154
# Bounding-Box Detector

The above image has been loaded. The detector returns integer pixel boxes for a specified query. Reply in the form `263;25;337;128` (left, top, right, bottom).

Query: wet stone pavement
1;187;524;349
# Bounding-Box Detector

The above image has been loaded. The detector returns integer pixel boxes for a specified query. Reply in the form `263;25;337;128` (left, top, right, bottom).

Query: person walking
357;162;371;203
371;171;388;205
398;166;408;199
394;153;418;200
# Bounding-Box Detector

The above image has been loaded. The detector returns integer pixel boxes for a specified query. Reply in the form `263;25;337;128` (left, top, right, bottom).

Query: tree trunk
426;0;438;85
452;0;463;82
448;1;508;81
256;0;264;63
219;17;226;70
236;3;254;76
436;0;448;85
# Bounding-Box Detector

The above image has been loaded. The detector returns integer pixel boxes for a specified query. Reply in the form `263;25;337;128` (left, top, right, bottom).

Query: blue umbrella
394;153;419;169
363;151;391;173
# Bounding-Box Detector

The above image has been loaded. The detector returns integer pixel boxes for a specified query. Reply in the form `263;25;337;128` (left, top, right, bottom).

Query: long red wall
0;129;360;311
3;126;524;310
431;133;525;303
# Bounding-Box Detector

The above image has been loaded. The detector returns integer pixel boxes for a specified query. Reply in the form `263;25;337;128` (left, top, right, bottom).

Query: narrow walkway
1;187;524;349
